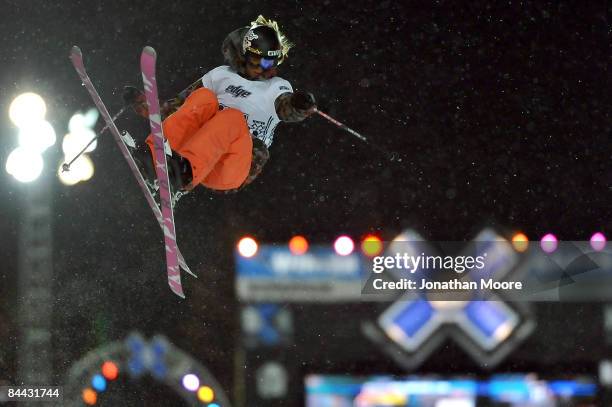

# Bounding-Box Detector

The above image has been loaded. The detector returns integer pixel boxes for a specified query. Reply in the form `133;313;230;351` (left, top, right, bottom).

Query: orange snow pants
146;88;253;190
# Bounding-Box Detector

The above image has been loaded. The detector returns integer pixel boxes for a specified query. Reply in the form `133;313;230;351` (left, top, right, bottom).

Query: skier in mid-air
125;15;317;200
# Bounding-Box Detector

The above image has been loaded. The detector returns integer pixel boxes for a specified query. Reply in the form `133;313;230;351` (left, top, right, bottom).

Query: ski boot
166;151;193;207
122;130;193;206
121;130;159;197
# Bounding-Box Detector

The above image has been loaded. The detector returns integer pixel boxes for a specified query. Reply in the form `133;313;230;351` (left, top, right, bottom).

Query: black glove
122;86;148;118
122;86;145;105
291;91;316;111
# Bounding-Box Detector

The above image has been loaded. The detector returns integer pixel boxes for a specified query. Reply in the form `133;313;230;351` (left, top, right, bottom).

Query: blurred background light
17;120;56;152
57;161;81;186
197;385;215;402
9;92;46;127
334;235;354;256
361;234;383;257
5;147;44;183
68;108;99;133
57;154;94;186
127;357;144;377
511;232;529;253
5;92;53;183
540;233;558;254
66;109;99;153
82;388;97;405
238;236;258;258
182;373;200;392
590;232;606;252
288;235;309;255
62;129;96;157
91;374;107;392
101;361;119;381
151;361;167;380
464;301;515;343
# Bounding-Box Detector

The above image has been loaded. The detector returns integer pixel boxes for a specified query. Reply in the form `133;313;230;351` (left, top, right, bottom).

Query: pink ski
70;46;193;298
140;46;184;298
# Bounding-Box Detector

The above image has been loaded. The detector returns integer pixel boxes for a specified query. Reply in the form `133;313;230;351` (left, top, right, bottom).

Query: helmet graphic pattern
242;15;293;64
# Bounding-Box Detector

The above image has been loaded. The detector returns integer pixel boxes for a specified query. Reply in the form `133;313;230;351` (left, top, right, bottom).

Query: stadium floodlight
58;108;99;186
9;92;46;127
67;109;99;153
17;120;56;153
6;146;44;183
5;92;55;183
68;108;99;132
57;154;94;186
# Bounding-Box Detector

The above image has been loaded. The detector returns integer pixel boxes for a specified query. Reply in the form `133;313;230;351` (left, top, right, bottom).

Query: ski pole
62;78;204;172
314;108;401;162
61;106;128;172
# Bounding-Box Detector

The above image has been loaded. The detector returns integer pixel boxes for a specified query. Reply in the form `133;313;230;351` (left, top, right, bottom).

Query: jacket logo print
226;85;252;98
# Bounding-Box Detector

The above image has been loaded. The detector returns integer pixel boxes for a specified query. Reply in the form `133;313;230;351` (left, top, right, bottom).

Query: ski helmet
242;16;293;66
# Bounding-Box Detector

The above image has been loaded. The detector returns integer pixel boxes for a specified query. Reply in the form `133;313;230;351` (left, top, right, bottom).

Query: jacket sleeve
160;78;204;119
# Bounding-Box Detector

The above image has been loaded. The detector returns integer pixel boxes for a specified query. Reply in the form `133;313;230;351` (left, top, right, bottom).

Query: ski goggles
246;55;278;71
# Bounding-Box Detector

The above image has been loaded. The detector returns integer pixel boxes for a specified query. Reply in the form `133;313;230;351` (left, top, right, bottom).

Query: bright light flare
511;232;529;252
361;234;383;257
334;235;354;256
238;237;258;258
18;120;56;152
6;147;43;183
540;233;558;253
62;128;97;157
182;374;200;392
57;155;94;185
288;235;309;255
68;109;99;133
590;232;607;252
9;92;46;127
67;109;99;153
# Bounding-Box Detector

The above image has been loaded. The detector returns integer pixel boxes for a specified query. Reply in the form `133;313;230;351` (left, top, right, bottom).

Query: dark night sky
0;0;610;403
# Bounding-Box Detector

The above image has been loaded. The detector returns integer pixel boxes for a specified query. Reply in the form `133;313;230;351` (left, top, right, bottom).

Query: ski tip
71;45;82;56
143;46;157;57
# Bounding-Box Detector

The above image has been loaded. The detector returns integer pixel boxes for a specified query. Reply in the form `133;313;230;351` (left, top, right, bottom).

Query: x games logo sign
363;229;536;370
